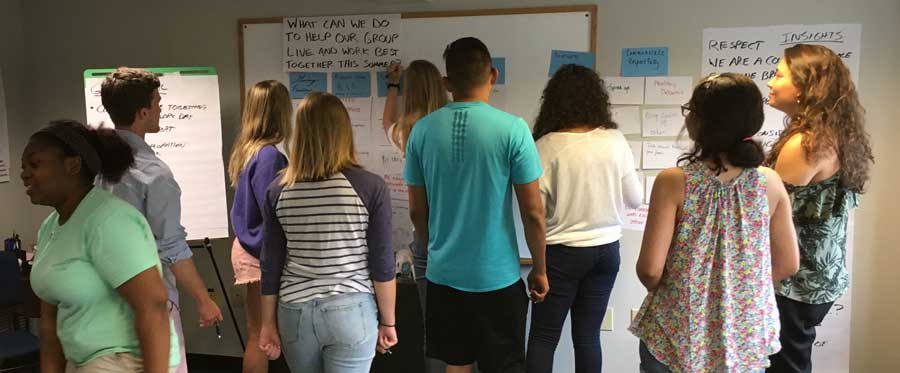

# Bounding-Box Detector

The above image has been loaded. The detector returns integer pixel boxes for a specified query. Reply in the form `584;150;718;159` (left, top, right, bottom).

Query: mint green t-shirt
30;187;180;366
403;101;542;292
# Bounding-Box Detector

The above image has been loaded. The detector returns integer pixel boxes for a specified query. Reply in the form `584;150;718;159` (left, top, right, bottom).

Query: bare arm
39;302;65;373
258;294;281;360
117;267;172;373
381;63;402;134
636;168;683;290
373;279;398;353
408;186;429;259
762;167;800;281
773;133;835;186
514;180;548;302
169;259;222;327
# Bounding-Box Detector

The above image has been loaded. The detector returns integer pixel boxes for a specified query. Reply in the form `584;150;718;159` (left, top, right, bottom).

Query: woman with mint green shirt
22;120;178;373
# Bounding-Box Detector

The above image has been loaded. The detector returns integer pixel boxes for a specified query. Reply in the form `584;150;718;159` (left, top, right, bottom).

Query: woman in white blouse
526;64;643;373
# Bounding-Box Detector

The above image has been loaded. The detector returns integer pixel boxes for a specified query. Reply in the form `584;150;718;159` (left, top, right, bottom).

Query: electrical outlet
600;307;614;331
631;308;640;321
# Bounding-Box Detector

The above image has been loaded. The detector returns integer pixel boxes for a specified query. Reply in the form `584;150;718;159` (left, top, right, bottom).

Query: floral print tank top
629;163;781;372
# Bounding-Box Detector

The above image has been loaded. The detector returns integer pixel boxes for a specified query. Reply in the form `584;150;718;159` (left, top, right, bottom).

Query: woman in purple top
227;80;291;373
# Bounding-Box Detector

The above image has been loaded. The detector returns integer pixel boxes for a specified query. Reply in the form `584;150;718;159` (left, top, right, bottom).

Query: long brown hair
281;92;358;185
228;80;292;186
394;60;448;152
767;44;873;192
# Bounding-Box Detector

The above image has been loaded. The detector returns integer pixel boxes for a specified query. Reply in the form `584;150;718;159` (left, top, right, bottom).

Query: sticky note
644;76;693;105
642;141;690;169
611;106;641;135
604;76;645;105
621;47;669;77
332;72;372;98
549;50;595;77
289;72;327;99
642;108;684;137
623;204;650;231
492;57;507;85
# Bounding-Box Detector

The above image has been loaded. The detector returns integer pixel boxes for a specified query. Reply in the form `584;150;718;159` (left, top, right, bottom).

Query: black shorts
426;279;528;372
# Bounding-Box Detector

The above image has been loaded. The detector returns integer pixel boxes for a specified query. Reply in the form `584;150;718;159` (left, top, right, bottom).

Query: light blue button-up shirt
97;129;193;304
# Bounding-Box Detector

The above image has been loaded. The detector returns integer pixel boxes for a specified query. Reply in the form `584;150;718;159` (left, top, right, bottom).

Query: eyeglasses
680;104;692;117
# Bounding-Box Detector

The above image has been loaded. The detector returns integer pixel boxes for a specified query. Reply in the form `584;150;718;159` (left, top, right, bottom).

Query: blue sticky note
549;50;595;77
332;72;372;98
492;57;506;85
288;72;327;99
376;71;404;97
621;47;669;77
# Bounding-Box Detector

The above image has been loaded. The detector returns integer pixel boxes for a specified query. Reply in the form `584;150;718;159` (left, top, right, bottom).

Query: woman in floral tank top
629;73;800;372
765;44;873;373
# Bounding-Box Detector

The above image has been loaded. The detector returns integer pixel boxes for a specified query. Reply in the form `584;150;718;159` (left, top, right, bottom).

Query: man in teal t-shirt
403;37;548;372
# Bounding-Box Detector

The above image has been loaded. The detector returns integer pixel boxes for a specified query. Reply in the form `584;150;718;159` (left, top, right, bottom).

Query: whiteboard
84;69;230;241
240;7;595;261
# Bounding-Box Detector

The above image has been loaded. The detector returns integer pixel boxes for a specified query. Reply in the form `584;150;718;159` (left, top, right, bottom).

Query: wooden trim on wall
402;5;595;21
236;5;598;105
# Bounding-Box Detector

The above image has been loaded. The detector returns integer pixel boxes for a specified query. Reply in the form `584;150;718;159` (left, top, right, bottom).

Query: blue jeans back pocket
278;303;303;344
319;298;376;347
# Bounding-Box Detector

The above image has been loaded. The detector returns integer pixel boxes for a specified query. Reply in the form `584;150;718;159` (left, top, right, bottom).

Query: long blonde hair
281;92;359;185
393;60;448;152
228;80;292;186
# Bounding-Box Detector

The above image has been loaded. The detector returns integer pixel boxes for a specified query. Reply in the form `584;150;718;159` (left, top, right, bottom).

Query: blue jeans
639;341;672;373
411;239;428;315
278;293;378;373
526;241;620;373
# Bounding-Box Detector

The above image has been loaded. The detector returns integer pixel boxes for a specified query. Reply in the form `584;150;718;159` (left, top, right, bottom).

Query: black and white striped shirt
260;167;394;304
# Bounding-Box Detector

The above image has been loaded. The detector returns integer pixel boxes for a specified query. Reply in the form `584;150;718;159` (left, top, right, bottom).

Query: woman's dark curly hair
533;64;615;140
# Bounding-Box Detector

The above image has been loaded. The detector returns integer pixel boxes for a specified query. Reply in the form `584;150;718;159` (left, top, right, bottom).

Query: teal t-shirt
403;101;542;292
30;187;180;366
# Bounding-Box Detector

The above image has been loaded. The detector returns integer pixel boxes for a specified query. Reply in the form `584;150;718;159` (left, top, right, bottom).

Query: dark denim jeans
526;241;620;373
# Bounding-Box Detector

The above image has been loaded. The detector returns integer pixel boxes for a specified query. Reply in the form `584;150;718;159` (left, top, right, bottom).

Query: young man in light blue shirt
97;67;223;373
403;37;548;373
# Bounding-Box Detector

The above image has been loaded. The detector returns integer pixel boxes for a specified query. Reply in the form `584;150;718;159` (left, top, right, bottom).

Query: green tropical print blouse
775;173;858;304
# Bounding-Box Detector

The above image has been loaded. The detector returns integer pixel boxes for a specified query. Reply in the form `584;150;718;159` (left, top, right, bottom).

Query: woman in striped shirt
257;92;398;372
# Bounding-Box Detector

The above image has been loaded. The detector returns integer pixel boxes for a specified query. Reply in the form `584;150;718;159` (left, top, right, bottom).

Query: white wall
6;0;900;371
0;0;40;245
